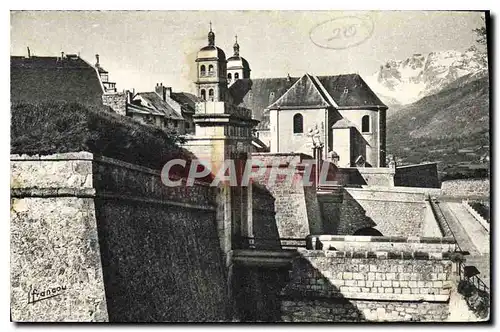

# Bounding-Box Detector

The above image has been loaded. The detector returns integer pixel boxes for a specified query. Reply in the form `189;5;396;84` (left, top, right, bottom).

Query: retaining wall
10;152;229;322
280;248;455;322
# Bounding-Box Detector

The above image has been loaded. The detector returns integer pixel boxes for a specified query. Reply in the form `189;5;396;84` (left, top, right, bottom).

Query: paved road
444;202;489;254
440;202;490;288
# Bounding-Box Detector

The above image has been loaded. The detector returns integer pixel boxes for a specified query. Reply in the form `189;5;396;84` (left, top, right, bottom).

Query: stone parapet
306;235;457;253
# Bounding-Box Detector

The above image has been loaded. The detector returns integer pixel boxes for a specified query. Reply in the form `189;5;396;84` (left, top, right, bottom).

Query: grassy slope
11;102;192;171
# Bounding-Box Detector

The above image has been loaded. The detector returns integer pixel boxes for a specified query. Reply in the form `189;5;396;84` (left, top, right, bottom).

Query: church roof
268;74;331;110
229;76;299;120
197;46;226;61
133;92;184;120
229;73;387;130
317;75;386;108
227;56;250;70
11;55;104;107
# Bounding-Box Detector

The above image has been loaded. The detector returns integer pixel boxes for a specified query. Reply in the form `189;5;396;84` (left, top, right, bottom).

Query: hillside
386;75;490;179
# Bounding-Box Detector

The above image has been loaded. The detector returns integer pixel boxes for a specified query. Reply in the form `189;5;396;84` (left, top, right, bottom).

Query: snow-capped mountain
366;47;488;105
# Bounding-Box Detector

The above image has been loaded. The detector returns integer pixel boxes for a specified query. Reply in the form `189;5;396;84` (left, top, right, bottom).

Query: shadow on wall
280;256;366;322
250;183;281;250
321;189;377;235
344;168;367;186
94;199;229;322
353;227;384;236
352;129;370;167
232;265;291;322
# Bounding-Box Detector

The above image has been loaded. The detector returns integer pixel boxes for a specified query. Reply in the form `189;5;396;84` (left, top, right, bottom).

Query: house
128;88;185;133
11;49;104;107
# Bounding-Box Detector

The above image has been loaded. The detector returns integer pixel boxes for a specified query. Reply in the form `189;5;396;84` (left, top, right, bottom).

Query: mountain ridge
366;47;487;106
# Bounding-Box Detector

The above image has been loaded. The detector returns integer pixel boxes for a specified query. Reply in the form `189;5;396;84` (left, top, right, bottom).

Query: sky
10;10;486;94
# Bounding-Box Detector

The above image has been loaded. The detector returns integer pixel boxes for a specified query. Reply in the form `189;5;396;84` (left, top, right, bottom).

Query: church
193;24;388;168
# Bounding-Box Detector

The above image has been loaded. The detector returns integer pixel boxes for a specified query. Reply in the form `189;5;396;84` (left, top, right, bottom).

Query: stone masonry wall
441;179;490;198
280;248;455;322
94;155;229;322
334;188;434;236
11;153;106;322
281;298;449;322
337;167;395;187
11;196;108;322
306;235;455;253
10;152;230;322
251;153;322;239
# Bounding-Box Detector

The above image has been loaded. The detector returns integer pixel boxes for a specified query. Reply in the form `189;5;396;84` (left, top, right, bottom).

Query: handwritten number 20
328;25;357;41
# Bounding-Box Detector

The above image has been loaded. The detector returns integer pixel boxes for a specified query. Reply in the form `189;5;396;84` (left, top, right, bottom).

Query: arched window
208;89;214;101
200;65;206;76
208;65;214;75
293;113;303;134
228;73;232;80
235;72;239;80
362;115;370;133
200;89;206;101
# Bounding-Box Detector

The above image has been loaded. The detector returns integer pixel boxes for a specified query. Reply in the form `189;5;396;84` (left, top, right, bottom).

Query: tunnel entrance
353;227;383;236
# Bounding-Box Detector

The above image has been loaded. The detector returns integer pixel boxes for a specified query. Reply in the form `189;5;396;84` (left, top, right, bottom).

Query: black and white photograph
7;8;491;323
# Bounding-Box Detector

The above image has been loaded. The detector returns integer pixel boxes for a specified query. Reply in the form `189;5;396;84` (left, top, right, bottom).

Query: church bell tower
195;22;228;102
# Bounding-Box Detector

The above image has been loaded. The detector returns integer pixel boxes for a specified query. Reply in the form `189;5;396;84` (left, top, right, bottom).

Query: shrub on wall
457;280;490;320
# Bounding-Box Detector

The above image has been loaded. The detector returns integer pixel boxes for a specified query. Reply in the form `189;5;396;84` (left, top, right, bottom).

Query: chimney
61;51;64;59
155;83;164;100
95;54;100;67
26;46;31;59
154;83;171;101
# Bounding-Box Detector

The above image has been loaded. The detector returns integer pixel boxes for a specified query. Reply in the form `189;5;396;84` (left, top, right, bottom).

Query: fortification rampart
11;152;229;322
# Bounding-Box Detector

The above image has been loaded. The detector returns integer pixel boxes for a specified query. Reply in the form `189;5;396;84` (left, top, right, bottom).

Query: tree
473;16;487;45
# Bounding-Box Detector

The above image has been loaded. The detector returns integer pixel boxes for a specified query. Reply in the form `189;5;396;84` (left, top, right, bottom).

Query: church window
200;89;206;101
200;65;206;76
235;72;239;80
208;89;214;101
208;65;214;75
293;113;303;134
228;73;232;80
362;115;370;133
